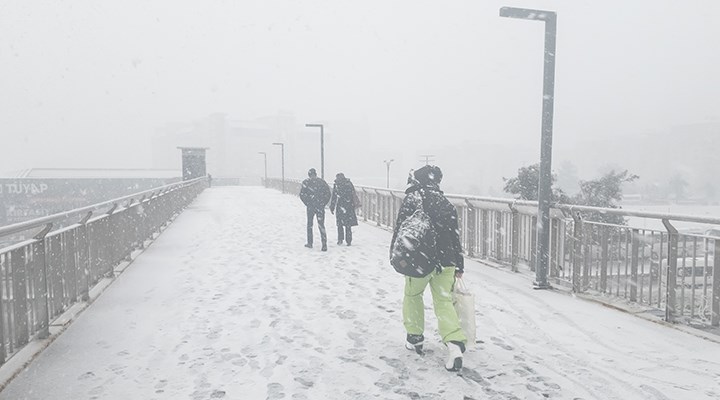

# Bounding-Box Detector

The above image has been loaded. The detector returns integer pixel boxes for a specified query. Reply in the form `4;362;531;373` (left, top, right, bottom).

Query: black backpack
390;190;439;277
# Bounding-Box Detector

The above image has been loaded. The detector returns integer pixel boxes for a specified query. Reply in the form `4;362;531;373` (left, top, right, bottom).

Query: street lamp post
305;123;325;179
419;155;435;165
383;159;394;188
500;6;557;289
272;142;285;193
258;151;268;186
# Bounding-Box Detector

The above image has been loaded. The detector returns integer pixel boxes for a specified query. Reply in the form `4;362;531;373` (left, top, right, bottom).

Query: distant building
152;112;302;184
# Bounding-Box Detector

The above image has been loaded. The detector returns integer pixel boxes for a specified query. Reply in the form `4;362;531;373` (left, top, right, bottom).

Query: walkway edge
472;258;720;345
0;219;176;392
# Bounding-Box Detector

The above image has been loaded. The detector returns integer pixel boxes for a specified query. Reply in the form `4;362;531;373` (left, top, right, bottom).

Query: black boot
405;334;424;354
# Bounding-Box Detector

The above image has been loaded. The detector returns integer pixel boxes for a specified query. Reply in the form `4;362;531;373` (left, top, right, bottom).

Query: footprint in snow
267;383;285;399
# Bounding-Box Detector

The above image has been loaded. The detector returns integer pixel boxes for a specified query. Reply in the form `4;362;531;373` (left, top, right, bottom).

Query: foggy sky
1;0;719;191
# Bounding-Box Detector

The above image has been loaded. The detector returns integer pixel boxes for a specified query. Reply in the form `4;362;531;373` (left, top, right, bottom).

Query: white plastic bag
453;277;476;349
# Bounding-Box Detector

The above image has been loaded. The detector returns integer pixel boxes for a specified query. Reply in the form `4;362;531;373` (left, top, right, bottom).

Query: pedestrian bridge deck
1;187;718;400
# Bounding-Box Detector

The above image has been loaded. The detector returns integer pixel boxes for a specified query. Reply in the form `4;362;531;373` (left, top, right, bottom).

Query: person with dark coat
329;173;359;246
390;165;467;372
299;168;331;251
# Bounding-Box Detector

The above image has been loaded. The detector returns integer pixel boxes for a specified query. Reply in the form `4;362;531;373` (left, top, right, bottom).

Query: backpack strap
418;188;442;274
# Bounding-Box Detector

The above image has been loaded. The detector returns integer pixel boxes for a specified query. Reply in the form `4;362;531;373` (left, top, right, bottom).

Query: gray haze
2;0;719;195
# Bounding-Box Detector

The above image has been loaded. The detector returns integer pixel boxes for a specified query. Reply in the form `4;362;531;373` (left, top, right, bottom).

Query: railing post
373;190;381;226
530;215;538;272
0;259;5;363
494;211;502;262
465;200;477;258
662;219;678;323
389;192;397;229
481;209;489;258
571;212;583;293
79;212;93;301
33;223;53;340
712;238;720;326
509;204;520;272
600;226;609;293
361;188;368;222
630;228;640;302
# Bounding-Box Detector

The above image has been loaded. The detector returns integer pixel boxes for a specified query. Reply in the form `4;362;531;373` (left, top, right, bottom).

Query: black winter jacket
300;177;331;210
330;177;358;226
390;183;464;272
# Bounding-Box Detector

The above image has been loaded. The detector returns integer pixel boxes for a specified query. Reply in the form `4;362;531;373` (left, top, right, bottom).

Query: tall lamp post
258;151;268;186
272;142;285;193
305;123;325;179
500;6;557;289
419;155;435;165
383;159;394;188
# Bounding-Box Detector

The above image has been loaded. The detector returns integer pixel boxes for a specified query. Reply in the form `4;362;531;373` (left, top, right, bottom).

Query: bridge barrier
265;177;720;328
0;177;208;366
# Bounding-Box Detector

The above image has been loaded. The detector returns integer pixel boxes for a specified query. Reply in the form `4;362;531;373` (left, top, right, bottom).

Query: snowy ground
2;187;720;400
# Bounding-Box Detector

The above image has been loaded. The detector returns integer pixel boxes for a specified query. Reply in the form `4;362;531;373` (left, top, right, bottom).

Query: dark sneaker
346;242;352;246
321;244;327;251
405;334;424;355
304;243;312;248
445;341;465;371
337;240;343;245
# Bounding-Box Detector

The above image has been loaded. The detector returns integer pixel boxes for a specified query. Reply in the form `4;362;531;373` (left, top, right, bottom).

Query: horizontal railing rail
264;177;720;328
0;177;208;365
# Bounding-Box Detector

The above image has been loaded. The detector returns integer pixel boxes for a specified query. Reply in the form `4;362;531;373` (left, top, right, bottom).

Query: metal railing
265;177;720;327
0;177;208;365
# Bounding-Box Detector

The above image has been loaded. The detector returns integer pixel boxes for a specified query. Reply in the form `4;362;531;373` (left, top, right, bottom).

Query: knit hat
413;165;443;185
308;168;317;177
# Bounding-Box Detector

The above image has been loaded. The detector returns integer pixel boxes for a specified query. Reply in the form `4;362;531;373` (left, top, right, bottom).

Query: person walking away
329;173;359;246
390;165;467;371
300;168;331;251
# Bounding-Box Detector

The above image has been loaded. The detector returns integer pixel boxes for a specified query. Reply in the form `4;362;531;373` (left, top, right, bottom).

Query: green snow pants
403;266;467;344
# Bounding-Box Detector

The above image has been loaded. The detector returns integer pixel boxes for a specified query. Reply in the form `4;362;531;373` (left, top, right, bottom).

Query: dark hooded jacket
390;169;464;272
300;176;331;210
330;176;358;227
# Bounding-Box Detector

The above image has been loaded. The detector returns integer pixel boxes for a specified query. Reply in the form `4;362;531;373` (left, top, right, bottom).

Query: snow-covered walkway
2;187;719;400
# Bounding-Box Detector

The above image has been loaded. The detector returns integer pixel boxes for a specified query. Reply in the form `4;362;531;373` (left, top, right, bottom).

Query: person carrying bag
390;165;468;372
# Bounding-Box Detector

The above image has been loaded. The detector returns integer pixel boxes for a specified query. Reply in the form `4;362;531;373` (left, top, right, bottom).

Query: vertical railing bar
510;204;520;272
691;236;698;318
601;226;609;293
494;211;502;262
571;213;582;292
622;229;627;296
680;236;687;316
712;238;720;326
630;228;639;302
703;237;710;313
0;254;6;364
648;231;655;306
615;229;621;296
659;231;665;309
582;223;591;290
663;220;678;323
639;230;645;303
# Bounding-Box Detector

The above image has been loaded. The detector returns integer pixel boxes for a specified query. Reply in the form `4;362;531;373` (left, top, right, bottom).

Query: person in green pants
390;165;467;371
